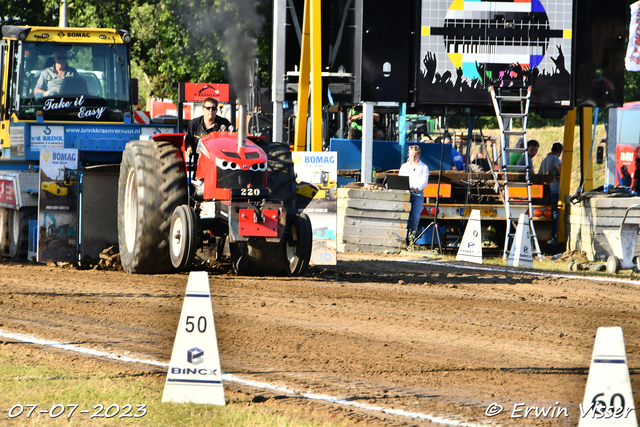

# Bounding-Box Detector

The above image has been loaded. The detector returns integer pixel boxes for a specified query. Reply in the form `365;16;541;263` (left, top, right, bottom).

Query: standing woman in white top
399;145;429;239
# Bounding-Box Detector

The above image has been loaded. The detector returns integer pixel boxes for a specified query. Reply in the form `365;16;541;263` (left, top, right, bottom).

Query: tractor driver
34;48;79;97
185;97;233;158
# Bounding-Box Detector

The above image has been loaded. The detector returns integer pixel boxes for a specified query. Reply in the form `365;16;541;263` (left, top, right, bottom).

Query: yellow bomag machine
40;168;77;197
0;26;175;259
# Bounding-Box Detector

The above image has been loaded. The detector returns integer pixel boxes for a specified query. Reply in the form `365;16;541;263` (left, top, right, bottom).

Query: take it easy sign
42;95;109;121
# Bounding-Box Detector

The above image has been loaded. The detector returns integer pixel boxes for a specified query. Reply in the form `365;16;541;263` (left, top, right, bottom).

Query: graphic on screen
419;0;574;107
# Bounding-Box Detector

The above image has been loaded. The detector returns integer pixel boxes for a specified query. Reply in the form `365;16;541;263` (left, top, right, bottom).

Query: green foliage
68;0;134;29
27;0;269;104
624;69;640;103
0;0;59;26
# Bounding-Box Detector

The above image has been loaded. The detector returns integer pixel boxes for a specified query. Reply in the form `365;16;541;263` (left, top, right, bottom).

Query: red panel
0;179;17;209
208;188;232;201
150;100;192;120
616;144;636;185
152;133;184;150
184;83;230;103
238;209;279;237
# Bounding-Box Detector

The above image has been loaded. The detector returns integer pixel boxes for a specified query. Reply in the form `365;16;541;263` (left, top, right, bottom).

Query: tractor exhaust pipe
238;104;247;150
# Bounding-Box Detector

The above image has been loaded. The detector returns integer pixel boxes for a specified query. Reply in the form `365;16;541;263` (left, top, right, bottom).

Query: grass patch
0;348;351;427
412;251;640;280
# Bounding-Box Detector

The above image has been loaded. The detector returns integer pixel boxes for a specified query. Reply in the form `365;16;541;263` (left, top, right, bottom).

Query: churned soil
1;253;640;426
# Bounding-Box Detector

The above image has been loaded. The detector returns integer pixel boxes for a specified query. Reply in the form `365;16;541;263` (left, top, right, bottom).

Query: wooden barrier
568;196;640;261
337;188;410;253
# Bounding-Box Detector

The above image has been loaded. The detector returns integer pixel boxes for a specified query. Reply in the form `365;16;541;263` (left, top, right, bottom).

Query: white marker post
507;214;533;267
456;209;483;264
578;327;638;426
162;271;225;405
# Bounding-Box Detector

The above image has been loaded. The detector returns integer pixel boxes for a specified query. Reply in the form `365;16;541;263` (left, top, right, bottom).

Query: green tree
0;0;59;26
624;0;640;102
67;0;134;29
74;0;266;105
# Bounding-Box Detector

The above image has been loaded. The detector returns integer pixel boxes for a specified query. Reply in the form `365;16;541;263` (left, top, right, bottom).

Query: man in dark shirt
633;158;640;194
185;97;232;157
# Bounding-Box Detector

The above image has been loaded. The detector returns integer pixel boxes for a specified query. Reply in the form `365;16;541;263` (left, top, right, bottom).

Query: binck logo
187;347;204;365
170;367;218;375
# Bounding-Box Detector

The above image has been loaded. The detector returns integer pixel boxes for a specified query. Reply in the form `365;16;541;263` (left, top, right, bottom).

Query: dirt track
1;254;640;426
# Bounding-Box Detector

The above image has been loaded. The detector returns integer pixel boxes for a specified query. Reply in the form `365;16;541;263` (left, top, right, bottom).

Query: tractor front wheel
169;204;198;270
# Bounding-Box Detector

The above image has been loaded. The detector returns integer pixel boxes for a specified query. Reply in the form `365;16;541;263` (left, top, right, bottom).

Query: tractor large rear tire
258;142;297;215
230;241;290;276
230;213;313;277
285;213;313;275
230;142;301;277
8;207;36;260
117;140;187;274
0;207;10;257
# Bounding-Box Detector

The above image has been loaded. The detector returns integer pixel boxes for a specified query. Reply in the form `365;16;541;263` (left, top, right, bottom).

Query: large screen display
418;0;575;109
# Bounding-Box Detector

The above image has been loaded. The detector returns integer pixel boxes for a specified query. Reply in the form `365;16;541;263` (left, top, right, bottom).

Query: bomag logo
304;155;335;164
53;152;76;162
59;31;90;38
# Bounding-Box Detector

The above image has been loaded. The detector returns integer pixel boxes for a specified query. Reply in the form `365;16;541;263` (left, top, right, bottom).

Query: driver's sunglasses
55;56;67;60
203;106;217;111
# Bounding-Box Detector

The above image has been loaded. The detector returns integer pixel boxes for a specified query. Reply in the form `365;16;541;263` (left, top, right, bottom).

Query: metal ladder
489;86;542;261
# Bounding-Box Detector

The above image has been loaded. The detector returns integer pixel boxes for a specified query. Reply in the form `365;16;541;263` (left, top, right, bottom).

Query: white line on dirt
399;259;640;286
0;329;490;427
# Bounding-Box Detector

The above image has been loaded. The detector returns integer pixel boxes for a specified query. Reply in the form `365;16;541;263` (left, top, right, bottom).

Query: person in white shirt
399;145;429;239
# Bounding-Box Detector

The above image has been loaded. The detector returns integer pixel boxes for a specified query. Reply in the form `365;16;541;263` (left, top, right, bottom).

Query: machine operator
34;48;79;97
185;97;232;158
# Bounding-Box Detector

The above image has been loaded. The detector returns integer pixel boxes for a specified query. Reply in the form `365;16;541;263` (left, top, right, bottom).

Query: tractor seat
59;76;89;95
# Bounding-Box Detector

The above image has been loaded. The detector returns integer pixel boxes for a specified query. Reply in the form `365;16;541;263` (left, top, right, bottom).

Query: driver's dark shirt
185;115;232;153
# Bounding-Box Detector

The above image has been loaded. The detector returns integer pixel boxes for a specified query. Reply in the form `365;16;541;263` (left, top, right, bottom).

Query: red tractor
116;127;313;276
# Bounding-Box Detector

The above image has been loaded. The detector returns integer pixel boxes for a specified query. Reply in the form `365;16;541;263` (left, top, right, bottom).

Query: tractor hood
196;131;269;200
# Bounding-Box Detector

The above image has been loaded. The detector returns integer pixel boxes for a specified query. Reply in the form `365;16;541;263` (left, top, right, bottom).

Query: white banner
626;1;640;71
38;148;79;263
292;152;338;266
